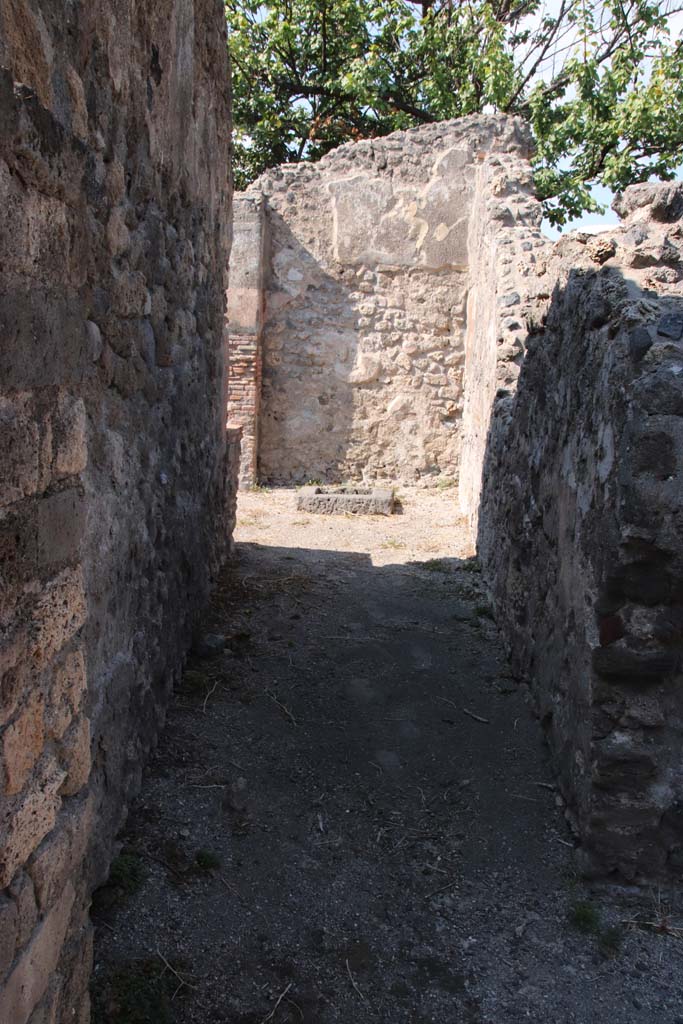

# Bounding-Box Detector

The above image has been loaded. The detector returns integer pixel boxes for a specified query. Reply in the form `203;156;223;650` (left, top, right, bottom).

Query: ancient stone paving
92;491;683;1024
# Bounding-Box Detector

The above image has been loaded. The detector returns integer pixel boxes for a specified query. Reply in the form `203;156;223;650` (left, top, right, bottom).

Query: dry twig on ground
260;982;293;1023
156;946;197;1000
345;958;367;1002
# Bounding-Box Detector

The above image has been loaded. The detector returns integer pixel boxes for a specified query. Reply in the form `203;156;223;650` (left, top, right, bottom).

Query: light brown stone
0;394;44;507
45;649;86;741
0;764;65;888
64;66;88;140
8;872;38;951
0;882;74;1024
52;394;87;479
2;693;45;796
56;926;93;1024
28;795;94;912
0;0;52;107
0;643;30;728
25;977;61;1024
31;568;87;670
57;716;91;796
106;207;131;258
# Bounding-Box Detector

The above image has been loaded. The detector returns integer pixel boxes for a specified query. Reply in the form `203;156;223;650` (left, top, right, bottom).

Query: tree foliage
226;0;683;224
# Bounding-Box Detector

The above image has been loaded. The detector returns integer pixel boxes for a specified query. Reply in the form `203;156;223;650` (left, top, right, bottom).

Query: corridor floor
93;489;683;1024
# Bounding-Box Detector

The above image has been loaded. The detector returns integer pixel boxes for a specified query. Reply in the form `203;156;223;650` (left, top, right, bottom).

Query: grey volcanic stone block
477;183;683;878
296;486;395;515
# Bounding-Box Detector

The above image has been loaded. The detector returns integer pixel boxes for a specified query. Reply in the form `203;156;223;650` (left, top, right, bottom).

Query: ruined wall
227;196;266;487
476;185;683;878
0;1;233;1019
459;152;552;525
230;116;534;485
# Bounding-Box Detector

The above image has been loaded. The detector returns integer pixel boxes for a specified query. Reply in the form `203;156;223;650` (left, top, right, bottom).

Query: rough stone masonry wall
227;195;266;486
0;2;233;1020
232;116;534;486
474;184;683;879
459;150;552;524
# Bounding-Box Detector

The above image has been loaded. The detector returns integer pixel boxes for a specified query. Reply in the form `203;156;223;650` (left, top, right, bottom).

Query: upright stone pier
226;196;267;487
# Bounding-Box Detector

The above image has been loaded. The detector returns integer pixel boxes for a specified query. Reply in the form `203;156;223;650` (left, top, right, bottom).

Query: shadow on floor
91;538;683;1024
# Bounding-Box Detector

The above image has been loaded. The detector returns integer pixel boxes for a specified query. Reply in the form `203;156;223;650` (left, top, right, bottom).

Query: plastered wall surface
229;116;535;486
0;1;234;1019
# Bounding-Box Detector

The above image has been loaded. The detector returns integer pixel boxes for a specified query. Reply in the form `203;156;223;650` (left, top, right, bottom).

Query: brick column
227;195;266;487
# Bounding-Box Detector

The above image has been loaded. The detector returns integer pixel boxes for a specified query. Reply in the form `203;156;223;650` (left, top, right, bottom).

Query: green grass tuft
107;852;146;897
568;900;601;934
423;558;450;573
460;557;482;573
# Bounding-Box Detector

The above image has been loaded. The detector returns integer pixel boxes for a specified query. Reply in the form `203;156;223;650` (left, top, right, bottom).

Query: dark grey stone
592;644;679;682
657;315;683;341
629;327;653;361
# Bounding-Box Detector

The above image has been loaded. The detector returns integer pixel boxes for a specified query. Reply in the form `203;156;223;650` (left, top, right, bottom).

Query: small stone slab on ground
296;486;395;515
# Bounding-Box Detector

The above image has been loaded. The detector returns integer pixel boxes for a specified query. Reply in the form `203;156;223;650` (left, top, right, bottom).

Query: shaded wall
475;186;683;878
0;1;234;1020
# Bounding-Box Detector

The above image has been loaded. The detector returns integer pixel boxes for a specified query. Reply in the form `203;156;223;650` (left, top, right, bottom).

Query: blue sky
540;4;683;238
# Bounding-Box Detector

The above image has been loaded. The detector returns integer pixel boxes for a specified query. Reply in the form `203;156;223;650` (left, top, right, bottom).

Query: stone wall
476;185;683;878
0;1;233;1020
226;122;683;879
229;116;535;486
226;196;266;487
458;151;552;526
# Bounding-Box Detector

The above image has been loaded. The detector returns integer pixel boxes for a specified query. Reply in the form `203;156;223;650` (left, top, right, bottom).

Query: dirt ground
93;487;683;1024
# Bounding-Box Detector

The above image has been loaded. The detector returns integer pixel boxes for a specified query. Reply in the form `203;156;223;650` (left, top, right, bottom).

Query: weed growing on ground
474;604;494;620
91;851;146;914
569;900;601;934
460;557;482;573
436;477;457;490
568;899;624;956
423;558;450;573
381;539;405;550
107;852;145;896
